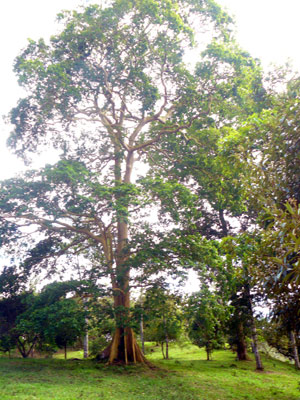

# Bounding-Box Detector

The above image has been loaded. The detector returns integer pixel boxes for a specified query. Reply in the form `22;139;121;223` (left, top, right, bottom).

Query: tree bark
107;326;146;364
206;345;210;361
247;289;264;371
163;314;169;360
250;325;263;371
100;141;168;365
104;268;147;364
236;321;250;361
219;209;228;236
83;331;89;359
83;297;89;359
140;314;145;355
101;148;147;365
161;342;165;359
105;228;147;364
16;337;37;358
289;330;300;370
165;338;169;360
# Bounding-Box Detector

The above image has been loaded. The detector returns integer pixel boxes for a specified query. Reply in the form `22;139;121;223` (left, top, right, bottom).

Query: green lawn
0;344;299;400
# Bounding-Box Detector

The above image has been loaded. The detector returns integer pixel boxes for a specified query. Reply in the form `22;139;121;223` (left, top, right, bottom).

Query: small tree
186;286;229;361
47;300;86;359
221;235;264;370
15;281;89;358
0;291;37;358
142;286;183;359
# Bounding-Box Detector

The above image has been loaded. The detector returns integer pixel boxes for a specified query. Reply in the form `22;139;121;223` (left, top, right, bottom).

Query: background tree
271;294;300;370
234;78;300;286
252;218;300;370
185;286;230;361
142;285;183;360
15;280;93;359
221;235;264;370
143;38;268;241
254;201;300;286
230;81;300;369
244;78;300;209
0;291;36;358
261;318;300;366
138;45;269;367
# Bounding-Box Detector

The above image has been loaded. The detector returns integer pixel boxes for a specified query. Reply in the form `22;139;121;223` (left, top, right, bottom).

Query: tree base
255;367;264;372
97;327;153;367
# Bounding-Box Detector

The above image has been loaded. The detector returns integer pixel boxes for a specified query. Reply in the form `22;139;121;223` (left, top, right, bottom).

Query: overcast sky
1;0;300;179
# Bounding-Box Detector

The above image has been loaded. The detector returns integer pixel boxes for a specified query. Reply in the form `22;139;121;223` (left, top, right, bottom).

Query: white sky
217;0;300;69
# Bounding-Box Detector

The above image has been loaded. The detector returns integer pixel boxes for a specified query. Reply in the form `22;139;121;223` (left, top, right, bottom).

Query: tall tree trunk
64;344;67;360
246;286;264;371
219;209;228;236
100;245;147;364
101;149;147;365
105;261;146;364
83;297;89;359
163;314;169;360
83;331;89;359
289;330;300;370
250;323;263;370
140;314;145;355
105;221;146;364
165;338;169;360
236;321;249;361
161;342;165;359
206;344;210;361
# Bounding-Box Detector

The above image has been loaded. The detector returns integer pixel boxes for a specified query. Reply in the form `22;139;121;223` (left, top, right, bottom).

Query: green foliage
185;286;230;360
0;266;27;298
260;318;295;360
89;334;111;358
2;0;296;366
0;291;35;358
0;333;15;355
198;40;267;118
17;297;86;353
255;200;300;286
0;280;97;358
140;176;198;224
243;81;300;207
141;287;183;358
8;0;230;157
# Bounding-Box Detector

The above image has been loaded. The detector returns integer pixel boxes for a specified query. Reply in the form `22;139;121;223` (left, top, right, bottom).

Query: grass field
0;343;299;400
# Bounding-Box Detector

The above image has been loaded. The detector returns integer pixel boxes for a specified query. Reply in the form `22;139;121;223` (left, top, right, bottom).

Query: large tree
0;0;233;364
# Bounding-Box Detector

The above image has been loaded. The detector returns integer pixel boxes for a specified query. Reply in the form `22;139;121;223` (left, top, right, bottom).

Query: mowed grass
0;343;299;400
